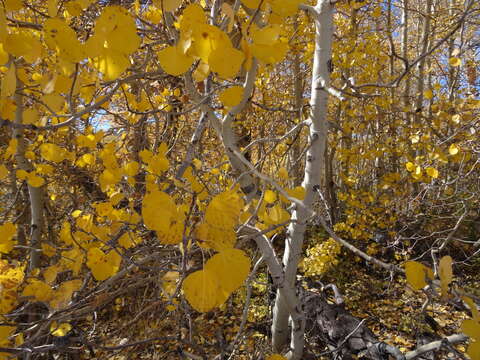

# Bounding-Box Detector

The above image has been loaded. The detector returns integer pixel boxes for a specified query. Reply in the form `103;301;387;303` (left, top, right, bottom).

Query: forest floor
83;251;479;360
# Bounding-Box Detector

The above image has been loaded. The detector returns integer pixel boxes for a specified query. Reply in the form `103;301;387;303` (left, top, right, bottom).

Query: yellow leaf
251;41;288;65
118;232;140;249
65;1;83;16
278;167;289;180
269;0;301;17
1;63;16;98
449;143;459;155
241;0;262;8
182;269;221;312
0;325;16;351
142;189;177;235
219;86;243;108
40;143;66;163
41;243;56;257
467;341;480;360
86;247;122;281
0;43;7;65
4;0;22;11
404;261;433;290
462;319;480;341
123;161;139;176
41;93;64;113
0;222;16;254
209;46;244;78
425;167;439;178
180;4;207;31
4;33;42;63
48;0;58;17
0;164;8;180
451;114;461;124
193;62;210;82
27;174;45;188
22;279;54;302
264;190;277;204
50;322;72;337
439;255;452;297
49;279;82;309
423;89;433;100
448;57;462;67
162;271;179;296
154;0;182;12
43;265;59;284
204;248;251;299
405;162;415;172
92;49;130;80
23;108;39;125
44;18;85;63
158;45;194;76
95;6;140;55
59;247;84;276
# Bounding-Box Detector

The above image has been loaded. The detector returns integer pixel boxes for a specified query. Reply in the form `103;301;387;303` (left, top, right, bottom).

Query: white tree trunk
13;81;43;272
271;1;334;357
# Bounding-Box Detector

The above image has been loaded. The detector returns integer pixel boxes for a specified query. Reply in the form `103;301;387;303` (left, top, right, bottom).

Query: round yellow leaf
448;57;462;67
449;143;459;155
462;319;480;341
208;46;244;79
404;261;433;290
86;247;122;281
219;86;243;108
0;222;16;254
425;167;439;178
204;248;251;296
142;189;177;235
158;45;194;76
264;190;277;204
50;322;72;337
182;269;221;312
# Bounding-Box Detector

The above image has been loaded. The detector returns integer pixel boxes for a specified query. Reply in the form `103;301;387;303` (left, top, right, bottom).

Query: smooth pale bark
13;81;43;272
414;0;433;121
271;1;333;357
401;0;410;116
289;17;304;186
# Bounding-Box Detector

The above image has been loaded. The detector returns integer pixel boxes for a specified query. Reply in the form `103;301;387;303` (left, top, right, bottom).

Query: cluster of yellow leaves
406;258;480;359
22;279;82;309
182;249;250;312
89;6;140;80
0;260;24;314
86;247;121;281
157;2;291;80
0;222;16;254
195;189;244;251
0;324;16;359
462;297;480;360
404;261;434;291
139;143;170;176
301;237;341;277
254;186;304;237
142;188;186;245
47;206;139;282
